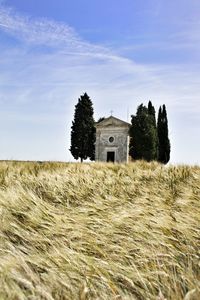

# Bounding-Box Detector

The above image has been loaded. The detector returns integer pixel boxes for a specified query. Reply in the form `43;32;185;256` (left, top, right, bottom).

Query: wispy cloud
0;5;124;62
0;6;78;45
0;4;199;108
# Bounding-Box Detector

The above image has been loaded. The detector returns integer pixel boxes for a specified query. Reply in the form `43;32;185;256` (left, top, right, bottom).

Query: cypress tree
70;93;95;162
157;105;170;164
129;103;157;161
97;117;105;123
148;100;156;127
148;100;158;159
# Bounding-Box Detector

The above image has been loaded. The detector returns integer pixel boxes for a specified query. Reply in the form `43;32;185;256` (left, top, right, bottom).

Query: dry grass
0;161;199;300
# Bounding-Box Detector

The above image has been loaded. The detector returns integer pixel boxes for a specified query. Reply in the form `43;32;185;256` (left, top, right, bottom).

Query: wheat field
0;161;199;300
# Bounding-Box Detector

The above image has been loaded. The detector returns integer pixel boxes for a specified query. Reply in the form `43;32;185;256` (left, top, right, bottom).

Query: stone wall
95;125;130;163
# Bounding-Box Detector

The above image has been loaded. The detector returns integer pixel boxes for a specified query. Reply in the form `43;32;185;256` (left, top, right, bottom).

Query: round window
109;136;114;143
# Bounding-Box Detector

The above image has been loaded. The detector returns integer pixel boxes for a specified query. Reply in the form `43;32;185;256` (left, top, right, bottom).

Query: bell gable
95;116;131;129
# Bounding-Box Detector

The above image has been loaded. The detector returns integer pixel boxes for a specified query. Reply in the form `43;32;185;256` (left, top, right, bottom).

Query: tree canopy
129;103;158;161
157;105;170;164
70;93;95;162
129;101;170;163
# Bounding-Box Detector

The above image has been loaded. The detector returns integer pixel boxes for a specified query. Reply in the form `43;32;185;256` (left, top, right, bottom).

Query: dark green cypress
148;100;156;127
148;100;158;160
157;105;170;164
97;117;105;123
129;103;157;161
70;93;95;162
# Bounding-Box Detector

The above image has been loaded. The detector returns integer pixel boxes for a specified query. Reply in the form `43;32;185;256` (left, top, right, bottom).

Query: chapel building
95;116;131;163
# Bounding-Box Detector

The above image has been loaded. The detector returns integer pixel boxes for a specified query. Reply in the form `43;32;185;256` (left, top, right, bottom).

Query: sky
0;0;200;164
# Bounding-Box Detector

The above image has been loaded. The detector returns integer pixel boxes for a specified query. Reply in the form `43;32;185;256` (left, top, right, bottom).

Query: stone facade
95;116;131;163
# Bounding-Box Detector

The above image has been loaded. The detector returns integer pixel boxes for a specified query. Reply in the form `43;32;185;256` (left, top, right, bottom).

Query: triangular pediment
95;116;130;128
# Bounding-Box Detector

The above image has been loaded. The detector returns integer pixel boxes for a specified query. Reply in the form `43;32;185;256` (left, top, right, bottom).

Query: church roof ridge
96;115;131;126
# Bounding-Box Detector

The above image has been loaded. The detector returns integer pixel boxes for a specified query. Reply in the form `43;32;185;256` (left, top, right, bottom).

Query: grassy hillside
0;161;199;300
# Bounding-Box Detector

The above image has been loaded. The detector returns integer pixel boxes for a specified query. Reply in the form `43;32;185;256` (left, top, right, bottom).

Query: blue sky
0;0;200;164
